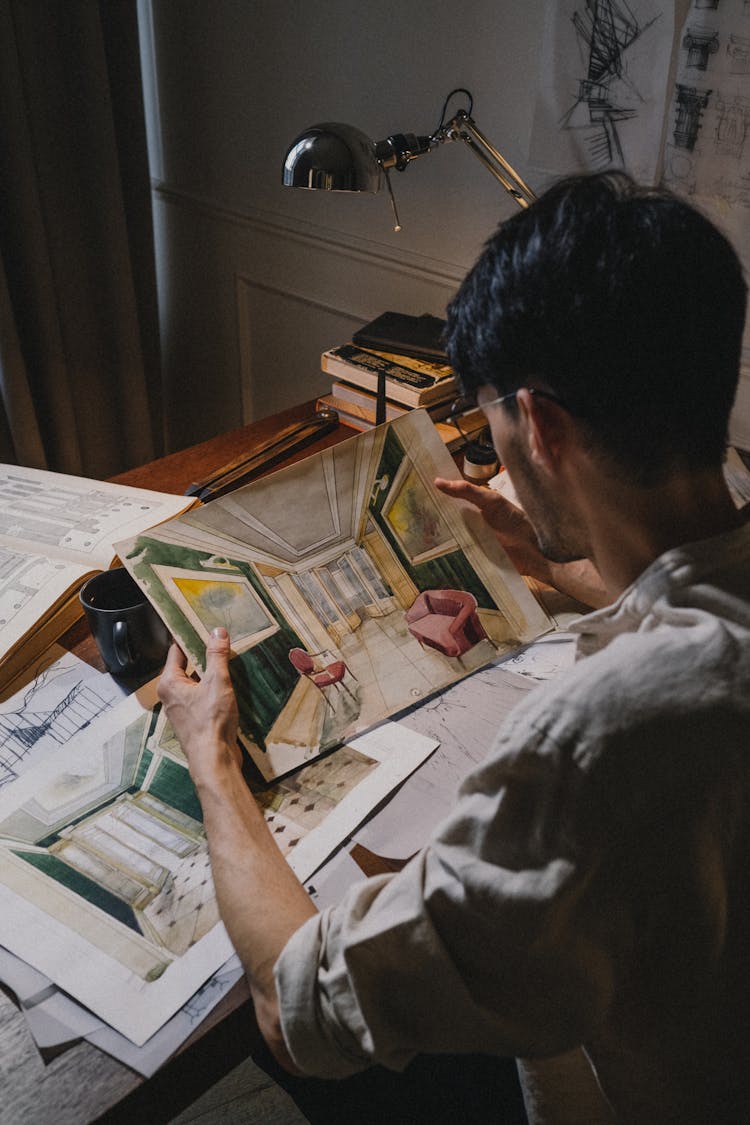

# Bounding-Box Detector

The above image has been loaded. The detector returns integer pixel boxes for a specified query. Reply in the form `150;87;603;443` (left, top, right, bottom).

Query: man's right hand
157;626;241;788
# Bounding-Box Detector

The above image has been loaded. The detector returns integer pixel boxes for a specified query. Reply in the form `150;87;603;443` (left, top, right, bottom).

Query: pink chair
404;589;489;659
288;648;357;710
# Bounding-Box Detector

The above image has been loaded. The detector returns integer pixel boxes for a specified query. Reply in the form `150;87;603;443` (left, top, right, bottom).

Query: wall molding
152;182;464;426
151;181;466;290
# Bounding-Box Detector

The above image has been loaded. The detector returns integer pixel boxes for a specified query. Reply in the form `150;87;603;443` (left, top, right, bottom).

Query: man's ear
515;388;569;472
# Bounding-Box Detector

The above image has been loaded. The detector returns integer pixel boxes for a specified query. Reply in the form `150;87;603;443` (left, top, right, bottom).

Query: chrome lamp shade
282;123;382;192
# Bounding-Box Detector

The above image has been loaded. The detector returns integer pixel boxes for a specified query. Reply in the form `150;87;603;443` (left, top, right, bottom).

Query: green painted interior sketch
382;462;456;564
0;694;410;997
117;411;552;782
0;704;209;979
170;571;279;648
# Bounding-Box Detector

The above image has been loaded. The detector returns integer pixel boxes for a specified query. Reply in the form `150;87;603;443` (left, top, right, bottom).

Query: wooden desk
1;400;385;1125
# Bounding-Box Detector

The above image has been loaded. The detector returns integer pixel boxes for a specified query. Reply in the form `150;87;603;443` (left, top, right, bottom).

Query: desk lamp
282;89;535;431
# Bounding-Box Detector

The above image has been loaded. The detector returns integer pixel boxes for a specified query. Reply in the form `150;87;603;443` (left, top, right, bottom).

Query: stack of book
316;312;488;452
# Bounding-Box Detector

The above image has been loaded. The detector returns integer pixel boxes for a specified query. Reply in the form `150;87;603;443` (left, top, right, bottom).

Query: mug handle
113;620;135;671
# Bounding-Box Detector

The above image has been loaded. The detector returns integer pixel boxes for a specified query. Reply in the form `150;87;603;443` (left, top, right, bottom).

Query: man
159;173;750;1123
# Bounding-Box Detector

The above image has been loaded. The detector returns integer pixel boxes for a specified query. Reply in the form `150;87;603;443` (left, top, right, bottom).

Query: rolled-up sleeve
274;716;625;1078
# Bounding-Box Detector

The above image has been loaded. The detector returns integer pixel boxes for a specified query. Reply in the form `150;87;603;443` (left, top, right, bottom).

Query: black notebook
352;311;447;362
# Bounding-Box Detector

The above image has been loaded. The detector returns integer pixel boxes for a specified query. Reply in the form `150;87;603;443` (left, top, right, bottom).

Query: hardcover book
352;311;448;362
329;380;457;423
321;344;456;408
316;395;488;452
0;466;195;697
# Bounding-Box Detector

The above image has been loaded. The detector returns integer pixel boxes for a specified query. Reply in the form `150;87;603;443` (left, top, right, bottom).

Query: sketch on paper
0;680;436;1045
659;0;750;376
559;0;663;166
0;649;123;788
663;0;750;208
528;1;672;185
116;411;551;780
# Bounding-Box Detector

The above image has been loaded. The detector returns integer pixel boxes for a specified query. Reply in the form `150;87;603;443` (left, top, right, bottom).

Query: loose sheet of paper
0;677;436;1046
0;940;244;1076
0;647;127;788
355;662;545;859
528;1;674;186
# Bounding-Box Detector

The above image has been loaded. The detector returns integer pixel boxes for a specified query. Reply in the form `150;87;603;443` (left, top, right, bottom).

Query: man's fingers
434;476;517;519
158;641;189;703
163;640;189;675
434;475;497;508
203;626;232;680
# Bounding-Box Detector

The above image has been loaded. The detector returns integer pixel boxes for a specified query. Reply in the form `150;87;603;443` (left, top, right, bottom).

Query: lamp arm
439;110;536;210
373;107;536;213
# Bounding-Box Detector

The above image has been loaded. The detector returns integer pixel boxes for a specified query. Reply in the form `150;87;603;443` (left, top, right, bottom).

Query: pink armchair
405;589;489;659
288;647;357;710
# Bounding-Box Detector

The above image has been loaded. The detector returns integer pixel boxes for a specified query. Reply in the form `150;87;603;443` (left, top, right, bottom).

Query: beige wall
138;0;548;450
138;0;750;454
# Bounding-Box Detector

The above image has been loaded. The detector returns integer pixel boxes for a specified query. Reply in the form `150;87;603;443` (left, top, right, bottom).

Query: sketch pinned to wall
528;1;674;185
662;0;750;376
682;25;720;70
672;82;714;149
527;2;750;444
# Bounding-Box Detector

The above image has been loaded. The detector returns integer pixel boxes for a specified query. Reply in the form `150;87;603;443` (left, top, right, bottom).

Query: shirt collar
568;520;750;656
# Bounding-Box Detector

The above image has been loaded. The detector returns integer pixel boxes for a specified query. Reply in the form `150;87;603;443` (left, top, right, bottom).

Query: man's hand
434;476;553;582
434;476;609;609
158;626;242;784
157;625;315;1074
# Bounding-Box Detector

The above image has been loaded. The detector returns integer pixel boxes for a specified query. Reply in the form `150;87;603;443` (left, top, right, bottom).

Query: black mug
79;568;171;679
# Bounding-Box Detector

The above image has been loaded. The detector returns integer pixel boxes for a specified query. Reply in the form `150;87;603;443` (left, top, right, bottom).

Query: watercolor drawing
0;681;435;1043
0;700;214;984
381;461;456;565
118;411;550;780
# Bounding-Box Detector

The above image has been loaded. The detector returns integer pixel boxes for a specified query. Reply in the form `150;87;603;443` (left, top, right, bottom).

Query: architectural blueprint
661;0;750;367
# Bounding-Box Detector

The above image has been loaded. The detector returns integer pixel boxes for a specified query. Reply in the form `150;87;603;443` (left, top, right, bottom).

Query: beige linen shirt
275;522;750;1124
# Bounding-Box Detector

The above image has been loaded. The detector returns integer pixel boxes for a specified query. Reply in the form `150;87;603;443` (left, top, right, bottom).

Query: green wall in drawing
13;850;140;933
125;536;305;744
134;748;153;790
369;428;494;605
147;758;202;821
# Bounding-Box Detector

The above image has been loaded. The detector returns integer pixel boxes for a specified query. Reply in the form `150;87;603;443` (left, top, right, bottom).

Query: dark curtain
0;0;163;478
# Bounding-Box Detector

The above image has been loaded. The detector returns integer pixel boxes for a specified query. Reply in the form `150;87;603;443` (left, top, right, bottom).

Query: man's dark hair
446;172;746;478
